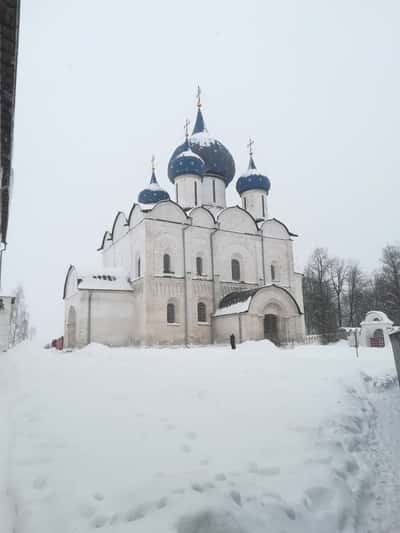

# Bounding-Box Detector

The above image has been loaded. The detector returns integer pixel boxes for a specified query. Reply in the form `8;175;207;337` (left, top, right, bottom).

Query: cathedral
63;93;306;347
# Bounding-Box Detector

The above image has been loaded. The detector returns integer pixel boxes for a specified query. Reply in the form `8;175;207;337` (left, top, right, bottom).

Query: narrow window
232;259;241;281
243;197;247;210
262;195;265;218
176;183;179;204
212;180;216;203
271;264;276;281
163;253;171;273
167;303;175;323
198;302;207;322
196;256;203;276
137;257;141;277
194;181;198;206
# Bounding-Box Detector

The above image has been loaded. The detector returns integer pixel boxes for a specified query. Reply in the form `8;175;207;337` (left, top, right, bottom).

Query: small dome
168;107;235;185
169;138;206;180
236;154;271;195
138;168;170;204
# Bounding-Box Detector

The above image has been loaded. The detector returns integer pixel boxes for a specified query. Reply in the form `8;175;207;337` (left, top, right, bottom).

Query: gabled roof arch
215;284;302;317
63;264;77;299
110;211;128;241
188;206;216;227
97;230;112;251
217;205;259;233
148;199;188;223
127;203;145;228
262;218;298;238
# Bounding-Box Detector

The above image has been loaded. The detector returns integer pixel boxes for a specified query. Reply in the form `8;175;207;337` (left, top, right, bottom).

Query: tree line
303;243;400;336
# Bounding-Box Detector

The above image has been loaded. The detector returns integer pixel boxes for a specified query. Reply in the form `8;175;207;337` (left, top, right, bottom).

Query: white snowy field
0;340;399;533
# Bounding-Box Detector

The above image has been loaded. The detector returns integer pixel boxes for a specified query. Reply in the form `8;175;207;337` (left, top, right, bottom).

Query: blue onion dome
168;102;235;185
138;161;170;204
169;136;206;180
236;151;271;195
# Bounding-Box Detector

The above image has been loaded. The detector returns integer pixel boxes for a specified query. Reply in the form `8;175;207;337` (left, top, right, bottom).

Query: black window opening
196;256;203;276
262;195;265;218
167;303;176;323
163;253;171;274
212;180;216;203
198;302;207;322
271;264;276;281
232;259;241;281
137;257;141;278
176;184;179;204
194;181;198;206
243;197;247;210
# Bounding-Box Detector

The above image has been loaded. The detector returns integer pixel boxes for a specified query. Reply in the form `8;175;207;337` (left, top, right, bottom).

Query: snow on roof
190;131;215;147
176;149;204;161
213;297;251;317
362;311;393;325
75;267;132;291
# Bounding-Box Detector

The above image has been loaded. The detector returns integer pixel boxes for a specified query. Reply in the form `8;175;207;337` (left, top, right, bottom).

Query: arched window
243;197;247;210
137;257;141;278
196;256;203;276
231;259;241;281
271;264;276;281
198;302;207;323
212;180;216;203
167;303;175;324
261;195;266;218
163;253;171;274
194;181;198;206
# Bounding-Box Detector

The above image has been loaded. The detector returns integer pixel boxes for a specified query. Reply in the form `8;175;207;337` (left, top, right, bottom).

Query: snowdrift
0;340;397;533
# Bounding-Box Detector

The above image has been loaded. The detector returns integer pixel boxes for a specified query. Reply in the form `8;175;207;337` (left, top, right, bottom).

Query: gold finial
247;138;254;157
151;154;155;172
196;85;202;109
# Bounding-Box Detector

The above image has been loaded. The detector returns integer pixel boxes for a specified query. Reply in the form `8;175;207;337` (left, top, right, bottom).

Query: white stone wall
201;176;226;209
175;175;202;209
241;189;268;220
79;199;306;347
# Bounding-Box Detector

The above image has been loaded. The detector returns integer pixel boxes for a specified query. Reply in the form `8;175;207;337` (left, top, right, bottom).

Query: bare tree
10;285;30;346
329;257;348;327
379;244;400;323
303;248;337;338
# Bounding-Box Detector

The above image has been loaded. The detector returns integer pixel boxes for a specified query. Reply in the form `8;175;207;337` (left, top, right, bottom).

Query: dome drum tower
168;94;235;211
236;141;271;221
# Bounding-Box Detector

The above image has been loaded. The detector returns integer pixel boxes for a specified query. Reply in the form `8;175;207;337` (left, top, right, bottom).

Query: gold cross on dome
247;138;254;156
197;85;202;108
184;118;190;139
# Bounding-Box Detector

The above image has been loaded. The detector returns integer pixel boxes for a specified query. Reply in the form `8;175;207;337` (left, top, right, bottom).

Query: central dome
168;107;235;185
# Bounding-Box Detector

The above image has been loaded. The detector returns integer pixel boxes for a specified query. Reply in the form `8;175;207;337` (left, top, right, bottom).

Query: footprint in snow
181;444;192;453
78;503;96;519
185;431;197;440
32;476;47;490
91;514;108;528
93;492;104;501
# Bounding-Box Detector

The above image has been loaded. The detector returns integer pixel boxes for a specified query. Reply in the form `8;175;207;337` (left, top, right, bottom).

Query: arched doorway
370;328;385;347
66;306;77;348
264;314;279;345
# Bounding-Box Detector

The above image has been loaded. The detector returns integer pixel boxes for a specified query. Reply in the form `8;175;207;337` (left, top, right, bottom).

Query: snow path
357;386;400;533
1;341;399;533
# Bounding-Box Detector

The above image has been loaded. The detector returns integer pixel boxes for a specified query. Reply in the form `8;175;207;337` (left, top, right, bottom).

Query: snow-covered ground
0;340;399;533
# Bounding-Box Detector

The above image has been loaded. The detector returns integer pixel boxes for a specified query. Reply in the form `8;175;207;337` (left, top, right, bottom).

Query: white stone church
63;94;306;347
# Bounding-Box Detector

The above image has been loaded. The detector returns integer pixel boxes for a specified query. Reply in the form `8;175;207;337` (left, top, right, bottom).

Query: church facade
63;95;306;347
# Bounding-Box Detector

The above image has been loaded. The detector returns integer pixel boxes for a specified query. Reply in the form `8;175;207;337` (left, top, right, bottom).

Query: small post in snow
354;328;359;358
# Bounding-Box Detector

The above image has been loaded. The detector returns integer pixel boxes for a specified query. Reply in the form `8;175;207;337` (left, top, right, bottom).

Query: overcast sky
5;0;400;338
